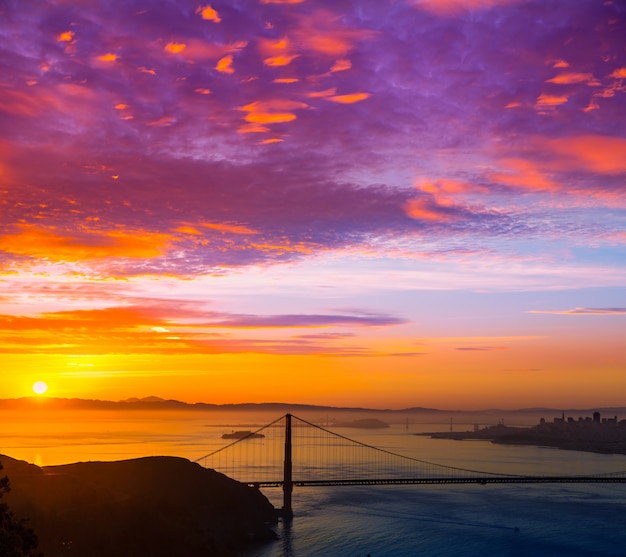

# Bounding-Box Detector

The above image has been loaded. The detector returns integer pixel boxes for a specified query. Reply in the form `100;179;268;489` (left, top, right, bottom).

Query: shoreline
421;413;626;456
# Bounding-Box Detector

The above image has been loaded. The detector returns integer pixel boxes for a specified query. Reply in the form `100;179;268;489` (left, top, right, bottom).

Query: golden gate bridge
194;414;626;518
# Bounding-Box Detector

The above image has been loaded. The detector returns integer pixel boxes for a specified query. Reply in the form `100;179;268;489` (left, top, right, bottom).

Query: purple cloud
0;0;624;279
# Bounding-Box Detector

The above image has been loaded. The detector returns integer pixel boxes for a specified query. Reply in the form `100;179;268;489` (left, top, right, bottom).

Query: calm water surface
3;409;626;556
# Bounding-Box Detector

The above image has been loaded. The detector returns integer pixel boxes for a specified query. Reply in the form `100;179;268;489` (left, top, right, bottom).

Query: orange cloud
0;306;198;355
0;303;404;358
201;222;258;235
248;242;312;255
176;226;203;236
258;37;300;67
307;88;337;98
291;10;379;57
535;93;568;109
0;83;99;123
552;60;570;69
245;112;296;124
543;136;626;174
404;199;451;221
176;222;259;236
308;36;353;56
168;39;246;62
404;178;485;222
330;59;352;72
327;92;370;104
216;54;234;74
96;53;118;62
243;99;308;112
273;78;299;83
609;68;626;79
546;72;600;86
258;37;290;57
0;89;42;117
148;116;176;127
0;142;16;184
238;99;307;127
417;179;485;206
264;54;300;67
0;225;174;262
164;42;186;54
489;135;626;199
57;31;74;42
238;123;271;134
410;0;522;17
490;158;557;191
196;4;221;22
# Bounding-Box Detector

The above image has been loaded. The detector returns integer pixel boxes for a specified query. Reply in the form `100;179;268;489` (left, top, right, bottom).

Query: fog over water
3;409;626;556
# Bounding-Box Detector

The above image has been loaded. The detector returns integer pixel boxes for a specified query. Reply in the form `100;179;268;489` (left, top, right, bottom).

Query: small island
222;430;266;439
421;411;626;455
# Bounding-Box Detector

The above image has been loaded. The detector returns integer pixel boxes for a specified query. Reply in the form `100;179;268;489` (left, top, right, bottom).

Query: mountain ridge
2;396;625;416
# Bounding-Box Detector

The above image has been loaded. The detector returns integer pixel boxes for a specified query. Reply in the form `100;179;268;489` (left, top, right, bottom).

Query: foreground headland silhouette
1;454;277;557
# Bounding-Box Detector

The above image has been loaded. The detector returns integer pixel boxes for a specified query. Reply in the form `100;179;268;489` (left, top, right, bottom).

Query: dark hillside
1;454;277;557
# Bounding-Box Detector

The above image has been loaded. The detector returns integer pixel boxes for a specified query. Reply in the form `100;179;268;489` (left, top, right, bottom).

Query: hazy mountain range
2;396;625;417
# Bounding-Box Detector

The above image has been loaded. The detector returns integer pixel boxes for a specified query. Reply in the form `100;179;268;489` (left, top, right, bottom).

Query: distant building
541;411;621;430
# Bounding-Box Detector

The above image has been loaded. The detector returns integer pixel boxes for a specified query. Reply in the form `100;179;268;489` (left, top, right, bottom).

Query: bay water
3;408;626;556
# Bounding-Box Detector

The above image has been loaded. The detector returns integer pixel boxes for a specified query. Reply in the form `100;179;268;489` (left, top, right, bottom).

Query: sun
32;381;48;395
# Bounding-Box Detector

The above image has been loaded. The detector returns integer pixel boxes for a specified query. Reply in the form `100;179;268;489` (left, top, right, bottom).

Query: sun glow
32;381;48;395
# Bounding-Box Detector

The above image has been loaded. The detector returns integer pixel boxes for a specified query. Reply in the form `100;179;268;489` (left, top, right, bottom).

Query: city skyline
1;0;625;409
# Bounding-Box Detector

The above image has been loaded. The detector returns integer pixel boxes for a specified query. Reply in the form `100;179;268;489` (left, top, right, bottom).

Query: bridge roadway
248;476;626;488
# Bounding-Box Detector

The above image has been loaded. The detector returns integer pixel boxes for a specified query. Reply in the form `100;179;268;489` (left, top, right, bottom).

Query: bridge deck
248;476;626;488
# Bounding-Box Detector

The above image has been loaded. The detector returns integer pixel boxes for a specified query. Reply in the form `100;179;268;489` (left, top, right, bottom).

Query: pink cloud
490;158;558;192
527;308;626;316
543;136;626;174
410;0;524;17
545;72;600;86
404;199;453;222
534;93;569;110
289;10;379;57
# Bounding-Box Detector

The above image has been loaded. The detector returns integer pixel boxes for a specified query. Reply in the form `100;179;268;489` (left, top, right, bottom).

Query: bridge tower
282;413;294;520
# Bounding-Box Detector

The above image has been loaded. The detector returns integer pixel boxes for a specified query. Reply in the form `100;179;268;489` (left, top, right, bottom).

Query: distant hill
0;396;441;413
1;396;624;417
1;454;277;557
332;418;390;429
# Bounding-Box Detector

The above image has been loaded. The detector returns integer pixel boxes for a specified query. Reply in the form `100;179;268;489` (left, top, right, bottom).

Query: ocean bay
250;482;626;557
3;408;626;556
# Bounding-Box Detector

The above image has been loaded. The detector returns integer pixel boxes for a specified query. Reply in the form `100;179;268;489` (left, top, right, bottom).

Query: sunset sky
1;0;625;409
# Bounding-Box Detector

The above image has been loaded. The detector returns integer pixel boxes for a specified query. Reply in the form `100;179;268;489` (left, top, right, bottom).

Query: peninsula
422;412;626;455
1;454;277;557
